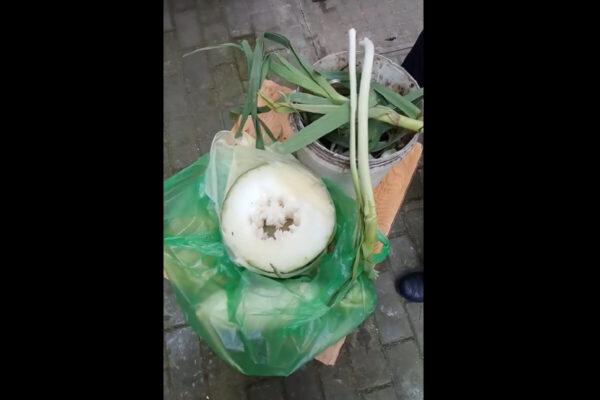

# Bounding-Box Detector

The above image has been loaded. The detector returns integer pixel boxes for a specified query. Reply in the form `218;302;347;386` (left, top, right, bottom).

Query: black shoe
396;272;424;302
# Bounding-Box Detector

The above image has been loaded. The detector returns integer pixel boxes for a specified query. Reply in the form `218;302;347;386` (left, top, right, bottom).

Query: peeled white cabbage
220;161;335;277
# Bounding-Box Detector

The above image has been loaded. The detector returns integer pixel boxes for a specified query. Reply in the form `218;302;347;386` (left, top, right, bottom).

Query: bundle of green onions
183;32;423;154
326;28;385;281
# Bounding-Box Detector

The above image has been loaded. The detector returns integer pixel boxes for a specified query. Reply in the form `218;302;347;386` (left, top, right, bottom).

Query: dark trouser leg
396;32;424;302
401;31;424;87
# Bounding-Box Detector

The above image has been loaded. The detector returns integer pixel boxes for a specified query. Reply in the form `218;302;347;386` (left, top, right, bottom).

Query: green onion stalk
348;28;361;207
182;32;423;151
347;28;364;281
355;36;379;279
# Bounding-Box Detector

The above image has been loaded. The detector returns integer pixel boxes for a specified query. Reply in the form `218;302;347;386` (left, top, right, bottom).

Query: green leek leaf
273;104;350;154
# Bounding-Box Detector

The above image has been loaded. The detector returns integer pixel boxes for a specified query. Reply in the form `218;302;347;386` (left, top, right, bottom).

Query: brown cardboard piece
229;80;295;142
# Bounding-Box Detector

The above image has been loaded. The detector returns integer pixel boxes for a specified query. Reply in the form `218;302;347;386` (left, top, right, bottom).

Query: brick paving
164;0;423;398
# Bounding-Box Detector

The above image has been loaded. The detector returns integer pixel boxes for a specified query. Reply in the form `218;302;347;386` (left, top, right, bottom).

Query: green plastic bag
164;131;383;376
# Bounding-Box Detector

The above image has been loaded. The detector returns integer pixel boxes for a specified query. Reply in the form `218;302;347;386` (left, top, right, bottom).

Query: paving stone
363;5;397;46
194;109;226;155
389;48;412;67
277;23;310;49
405;168;423;202
212;63;244;107
319;342;360;400
165;0;175;32
164;140;173;180
346;18;377;47
220;109;235;129
165;367;172;398
197;1;223;24
363;385;397;400
166;327;207;399
246;378;286;400
298;0;423;60
273;23;316;63
200;340;257;400
318;0;340;12
202;22;235;67
374;269;413;345
296;44;318;65
387;235;421;278
347;316;392;391
232;46;250;82
337;0;363;23
247;0;273;14
251;9;280;34
385;341;423;400
277;0;301;8
284;361;324;400
377;7;403;38
312;21;347;59
172;0;196;12
165;338;169;369
202;19;229;44
196;0;222;7
164;279;186;329
333;5;354;29
388;211;407;239
356;1;380;28
187;86;221;117
273;3;301;30
166;111;197;146
297;0;354;58
264;2;309;46
375;257;392;275
165;66;191;119
183;52;214;91
362;1;421;53
223;0;254;38
174;9;203;50
164;32;181;76
166;115;201;171
402;200;423;258
405;303;423;355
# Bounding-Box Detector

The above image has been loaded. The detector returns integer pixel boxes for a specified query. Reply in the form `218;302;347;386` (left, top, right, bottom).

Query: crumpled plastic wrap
163;133;379;376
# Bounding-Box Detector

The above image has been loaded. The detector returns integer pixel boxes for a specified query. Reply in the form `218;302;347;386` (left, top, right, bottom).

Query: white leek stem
358;38;376;213
358;38;377;257
348;28;361;205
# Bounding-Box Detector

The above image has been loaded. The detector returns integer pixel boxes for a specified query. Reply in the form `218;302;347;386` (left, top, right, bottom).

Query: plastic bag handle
369;230;390;264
